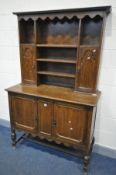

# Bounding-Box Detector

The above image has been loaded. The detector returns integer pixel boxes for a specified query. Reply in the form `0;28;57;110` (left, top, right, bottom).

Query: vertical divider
75;18;82;91
34;19;38;85
18;18;22;83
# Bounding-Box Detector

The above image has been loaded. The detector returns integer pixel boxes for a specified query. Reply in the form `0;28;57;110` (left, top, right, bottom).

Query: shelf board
37;71;75;78
80;45;99;48
36;58;76;64
36;44;77;48
20;43;35;45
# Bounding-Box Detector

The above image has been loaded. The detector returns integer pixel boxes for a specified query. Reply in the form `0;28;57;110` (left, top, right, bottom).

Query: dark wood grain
9;95;37;133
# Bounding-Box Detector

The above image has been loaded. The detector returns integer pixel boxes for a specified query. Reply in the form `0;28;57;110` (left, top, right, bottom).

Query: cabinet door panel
38;101;53;137
20;45;36;84
54;104;87;145
11;96;37;133
76;47;99;92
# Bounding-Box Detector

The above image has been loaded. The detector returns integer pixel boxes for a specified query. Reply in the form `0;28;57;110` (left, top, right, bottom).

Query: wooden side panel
20;45;36;84
89;107;96;146
54;104;88;145
38;101;53;137
11;95;37;133
76;47;99;92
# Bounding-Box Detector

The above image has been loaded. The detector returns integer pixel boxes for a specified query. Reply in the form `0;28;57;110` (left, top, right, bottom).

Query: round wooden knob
70;127;73;130
44;103;47;107
87;56;91;60
93;49;96;53
68;121;71;124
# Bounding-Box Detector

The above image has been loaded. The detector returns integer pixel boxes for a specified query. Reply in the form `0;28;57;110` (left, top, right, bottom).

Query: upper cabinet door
11;95;37;133
76;47;99;92
75;16;103;92
38;101;53;138
20;45;36;84
54;104;88;145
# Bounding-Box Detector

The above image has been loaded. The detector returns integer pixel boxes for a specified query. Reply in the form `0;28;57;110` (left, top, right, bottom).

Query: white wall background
0;0;116;150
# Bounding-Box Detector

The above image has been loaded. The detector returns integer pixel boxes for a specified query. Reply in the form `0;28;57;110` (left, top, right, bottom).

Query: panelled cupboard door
38;101;53;138
54;104;88;145
76;47;99;92
20;45;36;84
11;95;37;133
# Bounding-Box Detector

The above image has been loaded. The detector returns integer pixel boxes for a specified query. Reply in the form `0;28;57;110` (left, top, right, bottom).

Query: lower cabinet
9;94;94;149
8;93;96;174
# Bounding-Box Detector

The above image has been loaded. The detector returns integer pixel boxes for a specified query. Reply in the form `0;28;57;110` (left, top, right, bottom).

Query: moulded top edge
13;6;111;16
6;84;101;107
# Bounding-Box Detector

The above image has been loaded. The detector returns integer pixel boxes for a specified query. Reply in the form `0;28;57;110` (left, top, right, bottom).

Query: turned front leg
83;155;90;175
11;128;16;146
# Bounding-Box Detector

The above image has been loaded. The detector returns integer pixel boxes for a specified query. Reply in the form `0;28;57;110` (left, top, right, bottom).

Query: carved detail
19;14;104;21
38;135;72;147
23;47;33;60
22;47;34;70
20;45;36;83
81;49;97;63
78;49;97;72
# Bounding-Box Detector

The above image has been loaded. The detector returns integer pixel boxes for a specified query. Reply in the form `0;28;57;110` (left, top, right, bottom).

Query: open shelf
37;47;77;62
80;16;103;46
37;17;79;45
36;58;76;64
19;19;35;44
36;15;78;88
37;61;76;74
37;71;75;78
38;75;75;88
